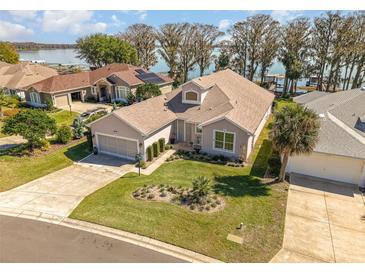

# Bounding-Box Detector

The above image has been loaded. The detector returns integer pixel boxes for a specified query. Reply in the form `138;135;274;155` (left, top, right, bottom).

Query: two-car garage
95;133;139;160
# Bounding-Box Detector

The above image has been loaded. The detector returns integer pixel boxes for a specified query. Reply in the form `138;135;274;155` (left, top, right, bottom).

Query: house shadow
213;175;270;197
250;139;272;178
64;142;91;162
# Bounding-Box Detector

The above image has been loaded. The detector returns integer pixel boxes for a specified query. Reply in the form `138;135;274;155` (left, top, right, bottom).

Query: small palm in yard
270;104;320;181
191;176;211;203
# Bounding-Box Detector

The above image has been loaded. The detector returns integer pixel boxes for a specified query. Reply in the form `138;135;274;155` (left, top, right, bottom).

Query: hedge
158;138;165;153
153;142;159;157
147;145;153;161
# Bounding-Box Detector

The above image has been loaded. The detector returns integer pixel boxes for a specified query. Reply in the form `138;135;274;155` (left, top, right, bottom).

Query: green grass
49;110;79;126
275;98;297;112
0;120;6;138
0;141;90;192
70;122;288;262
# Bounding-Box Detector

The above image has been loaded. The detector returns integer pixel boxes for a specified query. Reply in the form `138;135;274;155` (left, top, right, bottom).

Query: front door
99;86;108;102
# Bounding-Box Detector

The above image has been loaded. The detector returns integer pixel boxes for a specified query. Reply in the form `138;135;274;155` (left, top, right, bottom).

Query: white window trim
182;90;200;105
115;86;129;99
212;129;235;153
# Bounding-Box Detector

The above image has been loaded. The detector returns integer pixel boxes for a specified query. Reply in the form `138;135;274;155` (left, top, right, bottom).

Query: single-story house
89;69;274;161
286;89;365;188
0;61;58;99
24;63;173;108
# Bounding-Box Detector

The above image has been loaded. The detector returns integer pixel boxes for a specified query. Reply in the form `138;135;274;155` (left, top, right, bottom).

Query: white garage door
96;134;138;160
55;94;70;107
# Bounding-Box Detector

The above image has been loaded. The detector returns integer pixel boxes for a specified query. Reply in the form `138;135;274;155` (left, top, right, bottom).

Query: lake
19;48;286;80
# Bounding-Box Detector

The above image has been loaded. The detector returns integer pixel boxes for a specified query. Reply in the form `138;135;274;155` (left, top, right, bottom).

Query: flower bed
132;183;225;213
166;150;244;167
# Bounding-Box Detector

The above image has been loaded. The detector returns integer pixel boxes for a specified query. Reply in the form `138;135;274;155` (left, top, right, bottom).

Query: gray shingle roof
295;89;365;159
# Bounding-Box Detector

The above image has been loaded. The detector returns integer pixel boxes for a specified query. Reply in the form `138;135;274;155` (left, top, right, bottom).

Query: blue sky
0;10;341;43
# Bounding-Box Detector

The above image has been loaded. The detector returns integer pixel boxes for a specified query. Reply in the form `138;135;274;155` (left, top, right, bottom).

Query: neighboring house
0;61;58;99
89;69;274;161
24;63;173;108
286;89;365;187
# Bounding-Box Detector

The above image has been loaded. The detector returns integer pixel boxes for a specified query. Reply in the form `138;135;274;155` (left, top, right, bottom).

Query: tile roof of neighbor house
0;61;58;89
294;89;365;159
112;69;275;136
27;63;173;93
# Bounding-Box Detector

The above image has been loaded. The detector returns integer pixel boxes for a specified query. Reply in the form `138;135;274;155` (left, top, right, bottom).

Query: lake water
19;48;286;80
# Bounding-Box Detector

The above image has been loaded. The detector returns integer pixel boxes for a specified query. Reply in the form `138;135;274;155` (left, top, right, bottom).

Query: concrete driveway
0;154;134;217
271;173;365;263
59;102;112;114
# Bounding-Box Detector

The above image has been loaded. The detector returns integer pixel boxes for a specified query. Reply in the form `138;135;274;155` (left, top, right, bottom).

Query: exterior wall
287;152;365;186
25;90;52;107
90;114;143;151
201;119;250;159
159;84;172;94
143;123;173;160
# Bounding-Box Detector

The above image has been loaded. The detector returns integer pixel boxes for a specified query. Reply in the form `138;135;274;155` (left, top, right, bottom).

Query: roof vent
209;107;213;110
319;113;326;119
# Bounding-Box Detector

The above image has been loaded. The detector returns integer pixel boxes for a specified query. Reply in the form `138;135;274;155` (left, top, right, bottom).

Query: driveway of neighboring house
271;173;365;263
59;102;113;114
0;154;134;217
0;135;26;151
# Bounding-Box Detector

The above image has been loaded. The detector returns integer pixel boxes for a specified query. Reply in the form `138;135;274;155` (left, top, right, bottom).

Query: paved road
0;215;185;263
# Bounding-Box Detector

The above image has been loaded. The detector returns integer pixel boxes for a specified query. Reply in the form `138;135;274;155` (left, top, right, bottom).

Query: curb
0;207;222;263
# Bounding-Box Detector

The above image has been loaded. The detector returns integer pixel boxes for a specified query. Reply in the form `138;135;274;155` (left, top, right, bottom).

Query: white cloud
270;10;303;23
0;20;34;41
136;10;147;21
111;14;125;27
218;19;231;31
8;11;38;21
42;11;107;35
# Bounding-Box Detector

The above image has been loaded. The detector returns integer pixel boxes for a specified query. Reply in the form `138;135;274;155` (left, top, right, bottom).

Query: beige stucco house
24;63;173;108
0;61;58;98
286;89;365;187
89;69;274;161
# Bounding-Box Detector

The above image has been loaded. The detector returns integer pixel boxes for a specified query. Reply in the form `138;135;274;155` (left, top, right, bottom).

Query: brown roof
0;61;58;89
28;63;173;93
111;69;274;135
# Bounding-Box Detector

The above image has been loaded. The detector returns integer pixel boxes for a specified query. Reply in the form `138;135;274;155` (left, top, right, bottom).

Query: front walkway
59;101;112;114
0;135;26;151
271;173;365;263
0;157;133;217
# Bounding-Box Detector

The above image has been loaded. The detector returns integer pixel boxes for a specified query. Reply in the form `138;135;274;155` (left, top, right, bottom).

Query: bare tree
230;21;249;76
119;24;157;70
214;40;233;72
156;23;184;79
194;24;223;76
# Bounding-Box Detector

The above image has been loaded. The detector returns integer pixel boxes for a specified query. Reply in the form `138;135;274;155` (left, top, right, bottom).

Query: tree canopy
270;104;320;181
135;83;161;100
0;42;19;64
2;109;57;151
76;33;138;68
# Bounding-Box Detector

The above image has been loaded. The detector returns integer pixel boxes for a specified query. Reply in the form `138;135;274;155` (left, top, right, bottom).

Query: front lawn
49;110;79;126
70;122;288;262
0;140;90;192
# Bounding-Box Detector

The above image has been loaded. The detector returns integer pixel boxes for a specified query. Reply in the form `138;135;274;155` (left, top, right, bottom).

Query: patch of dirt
132;184;225;213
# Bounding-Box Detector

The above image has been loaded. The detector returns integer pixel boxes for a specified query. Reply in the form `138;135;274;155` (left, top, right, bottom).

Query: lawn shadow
250;139;272;177
64;141;91;162
213;175;270;197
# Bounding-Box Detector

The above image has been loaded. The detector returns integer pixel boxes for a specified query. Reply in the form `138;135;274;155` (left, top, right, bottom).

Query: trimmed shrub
153;142;159;157
147;145;153;161
165;144;171;150
158;138;165;153
147;193;155;199
56;125;72;144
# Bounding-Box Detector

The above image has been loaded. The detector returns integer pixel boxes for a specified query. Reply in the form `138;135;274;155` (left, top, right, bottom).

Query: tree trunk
260;67;265;85
346;60;356;90
279;152;289;182
352;58;365;89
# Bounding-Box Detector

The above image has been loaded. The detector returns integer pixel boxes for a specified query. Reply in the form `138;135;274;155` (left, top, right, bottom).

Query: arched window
185;91;198;101
30;91;41;104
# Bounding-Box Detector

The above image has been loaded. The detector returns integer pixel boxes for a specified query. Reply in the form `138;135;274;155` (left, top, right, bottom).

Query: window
213;130;235;152
30;92;41;104
195;124;202;134
91;86;97;95
185;91;198;101
115;86;129;99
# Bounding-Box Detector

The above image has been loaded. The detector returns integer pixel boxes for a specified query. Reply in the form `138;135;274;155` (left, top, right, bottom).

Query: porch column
360;162;365;188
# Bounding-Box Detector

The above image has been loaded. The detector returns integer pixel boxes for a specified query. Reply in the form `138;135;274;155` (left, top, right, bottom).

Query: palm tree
270;104;321;181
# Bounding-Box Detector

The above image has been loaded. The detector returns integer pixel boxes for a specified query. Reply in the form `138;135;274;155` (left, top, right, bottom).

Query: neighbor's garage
96;133;138;160
287;151;365;185
54;94;70;107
